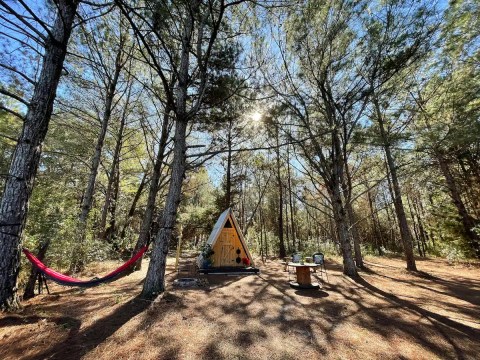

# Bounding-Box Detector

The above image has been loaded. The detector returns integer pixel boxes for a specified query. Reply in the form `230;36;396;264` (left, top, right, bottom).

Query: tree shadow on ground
30;295;151;360
203;274;256;290
4;257;478;359
414;271;480;305
360;265;480;308
240;260;479;359
353;275;479;338
294;289;329;298
0;314;80;330
0;315;81;360
347;275;479;359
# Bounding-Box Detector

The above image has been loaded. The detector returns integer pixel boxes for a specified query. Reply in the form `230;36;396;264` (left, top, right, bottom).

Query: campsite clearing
0;256;479;360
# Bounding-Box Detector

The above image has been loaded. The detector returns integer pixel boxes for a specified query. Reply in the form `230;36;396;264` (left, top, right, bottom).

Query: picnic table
288;262;320;289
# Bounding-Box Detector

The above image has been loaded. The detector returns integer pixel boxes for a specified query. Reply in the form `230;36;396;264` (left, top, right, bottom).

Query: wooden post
175;225;183;272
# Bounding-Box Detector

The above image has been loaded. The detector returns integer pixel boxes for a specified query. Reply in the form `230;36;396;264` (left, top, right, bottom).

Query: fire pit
173;278;201;288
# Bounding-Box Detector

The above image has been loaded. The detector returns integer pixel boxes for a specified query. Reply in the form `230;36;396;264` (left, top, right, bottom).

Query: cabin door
219;229;235;266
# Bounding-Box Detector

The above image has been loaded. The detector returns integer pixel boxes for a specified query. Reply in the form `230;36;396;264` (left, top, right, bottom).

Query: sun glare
251;111;262;122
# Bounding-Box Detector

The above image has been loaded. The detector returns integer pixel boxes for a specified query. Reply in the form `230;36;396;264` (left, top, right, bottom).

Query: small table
288;263;320;289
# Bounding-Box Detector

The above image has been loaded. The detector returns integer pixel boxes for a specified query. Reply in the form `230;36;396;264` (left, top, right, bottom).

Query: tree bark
225;118;232;209
141;119;187;298
413;197;429;254
328;124;357;276
374;96;417;271
330;178;357;276
119;171;148;240
79;39;125;228
0;0;78;310
99;122;125;240
23;239;50;300
457;155;480;219
407;193;423;257
346;202;363;267
244;173;271;234
105;160;120;243
437;152;480;258
140;0;200;298
342;164;363;267
286;144;296;250
275;123;286;258
132;109;170;271
259;203;265;263
285;192;290;252
99;82;131;240
384;146;417;270
381;186;395;249
367;188;383;255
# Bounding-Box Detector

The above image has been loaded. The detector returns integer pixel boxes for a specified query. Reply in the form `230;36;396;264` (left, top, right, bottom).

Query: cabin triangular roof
206;208;231;246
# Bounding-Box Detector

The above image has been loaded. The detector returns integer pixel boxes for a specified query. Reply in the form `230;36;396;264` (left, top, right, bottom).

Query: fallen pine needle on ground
0;255;479;360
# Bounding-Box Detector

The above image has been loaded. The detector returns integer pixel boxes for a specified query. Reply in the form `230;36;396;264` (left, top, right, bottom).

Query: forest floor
0;254;479;360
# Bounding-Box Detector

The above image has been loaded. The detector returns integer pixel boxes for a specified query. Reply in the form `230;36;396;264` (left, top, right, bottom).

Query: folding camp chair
288;253;301;282
312;253;328;282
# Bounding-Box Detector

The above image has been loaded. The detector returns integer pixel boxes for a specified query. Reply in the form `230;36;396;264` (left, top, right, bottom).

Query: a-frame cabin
197;208;258;273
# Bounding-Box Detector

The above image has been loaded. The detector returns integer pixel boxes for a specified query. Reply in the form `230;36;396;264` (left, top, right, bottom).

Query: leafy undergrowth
1;256;479;360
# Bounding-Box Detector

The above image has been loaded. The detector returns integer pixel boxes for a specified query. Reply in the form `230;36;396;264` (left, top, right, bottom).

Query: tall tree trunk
100;158;117;239
329;212;338;251
132;109;170;271
244;173;271;234
262;208;268;258
367;188;383;255
413;197;429;254
342;165;363;268
384;146;417;270
100;135;122;241
99;83;130;239
427;194;440;248
286;144;296;250
346;203;363;268
407;194;423;257
285;192;290;252
381;187;395;249
78;40;125;228
225;118;232;209
0;0;78;310
437;152;480;257
329;127;357;276
275;123;286;258
240;168;246;229
330;178;357;277
140;0;199;298
259;203;265;263
457;156;480;219
119;171;148;240
105;161;120;243
374;97;417;271
141;119;187;298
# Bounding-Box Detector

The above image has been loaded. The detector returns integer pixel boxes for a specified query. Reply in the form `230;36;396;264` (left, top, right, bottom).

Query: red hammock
23;246;148;287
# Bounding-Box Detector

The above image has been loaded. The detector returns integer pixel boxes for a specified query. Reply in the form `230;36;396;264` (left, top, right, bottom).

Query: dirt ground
0;255;479;360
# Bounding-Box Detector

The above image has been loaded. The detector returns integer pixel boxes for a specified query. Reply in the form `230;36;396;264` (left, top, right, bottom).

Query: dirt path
1;256;479;359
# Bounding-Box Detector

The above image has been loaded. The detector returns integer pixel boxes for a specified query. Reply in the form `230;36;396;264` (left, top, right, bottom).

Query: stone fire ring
173;278;201;287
